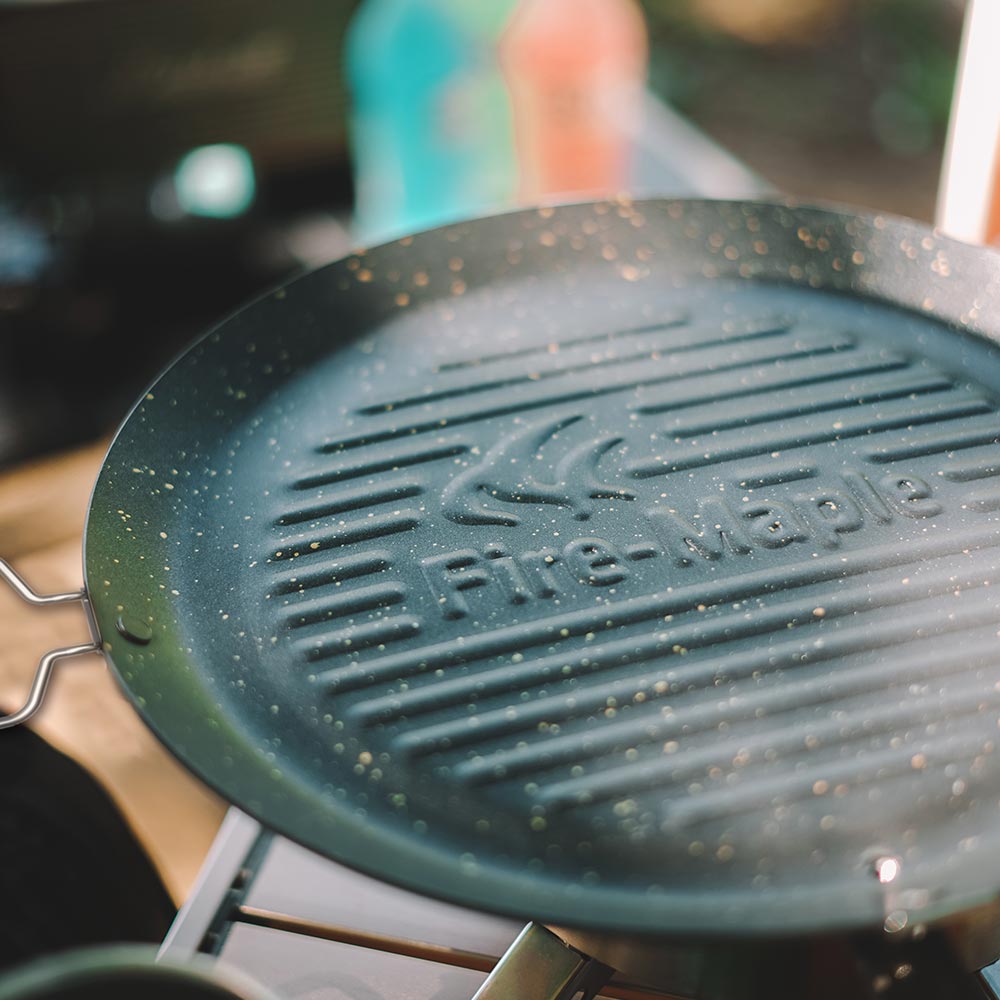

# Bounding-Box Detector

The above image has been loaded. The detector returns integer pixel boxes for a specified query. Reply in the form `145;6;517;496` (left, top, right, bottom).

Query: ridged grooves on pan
260;290;1000;859
387;559;1000;756
864;416;1000;462
360;563;1000;738
294;438;469;487
317;324;852;451
308;524;1000;690
355;315;780;414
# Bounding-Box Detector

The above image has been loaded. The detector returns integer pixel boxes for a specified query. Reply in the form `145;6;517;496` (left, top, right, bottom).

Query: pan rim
83;197;1000;941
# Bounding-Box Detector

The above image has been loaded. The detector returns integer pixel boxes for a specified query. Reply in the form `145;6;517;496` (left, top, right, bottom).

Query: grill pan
7;199;1000;998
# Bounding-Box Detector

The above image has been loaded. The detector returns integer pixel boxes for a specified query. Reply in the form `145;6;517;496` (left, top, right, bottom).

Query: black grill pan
10;199;1000;997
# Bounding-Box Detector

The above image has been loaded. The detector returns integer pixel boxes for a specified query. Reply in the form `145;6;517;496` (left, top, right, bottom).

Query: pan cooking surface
85;200;1000;936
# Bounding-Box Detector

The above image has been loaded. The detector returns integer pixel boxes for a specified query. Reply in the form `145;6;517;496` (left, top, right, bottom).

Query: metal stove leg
471;922;613;1000
981;966;1000;1000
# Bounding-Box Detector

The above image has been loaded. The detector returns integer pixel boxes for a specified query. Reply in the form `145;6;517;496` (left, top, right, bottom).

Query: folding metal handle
471;923;612;1000
0;559;99;730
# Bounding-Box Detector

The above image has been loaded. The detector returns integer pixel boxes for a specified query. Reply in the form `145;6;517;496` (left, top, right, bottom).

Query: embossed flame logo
441;415;635;526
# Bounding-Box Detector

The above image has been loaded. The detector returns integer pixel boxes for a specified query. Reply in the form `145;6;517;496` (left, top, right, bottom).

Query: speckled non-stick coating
85;199;1000;939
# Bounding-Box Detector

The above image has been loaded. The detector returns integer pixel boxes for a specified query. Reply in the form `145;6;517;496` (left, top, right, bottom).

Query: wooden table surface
0;440;225;904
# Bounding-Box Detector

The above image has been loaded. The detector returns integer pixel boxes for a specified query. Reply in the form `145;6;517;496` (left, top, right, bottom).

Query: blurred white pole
936;0;1000;244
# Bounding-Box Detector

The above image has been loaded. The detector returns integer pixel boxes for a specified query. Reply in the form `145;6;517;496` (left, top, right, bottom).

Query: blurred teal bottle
345;0;519;244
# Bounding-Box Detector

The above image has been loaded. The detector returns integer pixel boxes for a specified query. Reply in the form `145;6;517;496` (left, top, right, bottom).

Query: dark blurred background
646;0;963;218
0;0;968;469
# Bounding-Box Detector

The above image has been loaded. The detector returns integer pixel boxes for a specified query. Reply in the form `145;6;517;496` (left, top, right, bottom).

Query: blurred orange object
692;0;843;47
499;0;647;202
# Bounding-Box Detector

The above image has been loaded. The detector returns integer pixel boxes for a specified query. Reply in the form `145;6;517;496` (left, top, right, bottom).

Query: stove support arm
471;922;613;1000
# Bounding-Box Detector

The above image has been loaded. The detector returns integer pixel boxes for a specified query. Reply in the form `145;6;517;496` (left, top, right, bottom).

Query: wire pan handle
0;559;98;730
0;558;87;607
